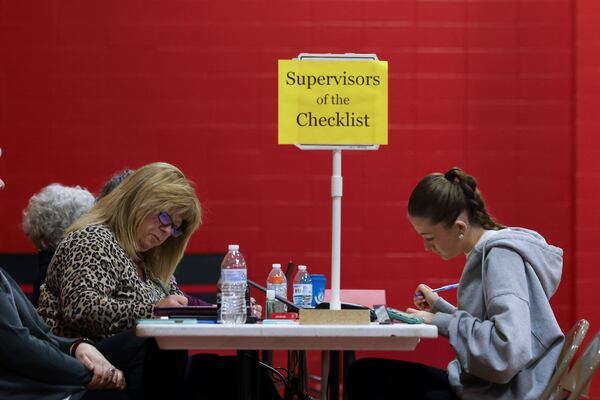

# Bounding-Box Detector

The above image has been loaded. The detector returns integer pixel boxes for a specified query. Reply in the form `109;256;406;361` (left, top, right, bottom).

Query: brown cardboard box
298;309;370;325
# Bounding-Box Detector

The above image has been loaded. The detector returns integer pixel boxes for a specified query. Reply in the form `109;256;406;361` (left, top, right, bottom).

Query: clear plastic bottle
216;275;222;322
266;263;287;313
293;265;313;309
265;289;276;319
218;244;247;324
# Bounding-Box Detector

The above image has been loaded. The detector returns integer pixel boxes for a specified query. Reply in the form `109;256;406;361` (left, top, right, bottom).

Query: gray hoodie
432;228;564;400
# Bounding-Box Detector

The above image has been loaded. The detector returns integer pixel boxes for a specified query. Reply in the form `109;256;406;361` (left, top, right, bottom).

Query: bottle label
267;283;287;294
293;284;312;296
221;269;247;283
268;275;285;284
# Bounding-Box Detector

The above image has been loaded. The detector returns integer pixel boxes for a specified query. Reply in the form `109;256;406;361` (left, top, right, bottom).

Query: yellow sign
278;59;388;145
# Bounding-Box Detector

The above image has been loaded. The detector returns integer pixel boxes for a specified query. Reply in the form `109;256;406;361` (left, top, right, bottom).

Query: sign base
299;309;371;325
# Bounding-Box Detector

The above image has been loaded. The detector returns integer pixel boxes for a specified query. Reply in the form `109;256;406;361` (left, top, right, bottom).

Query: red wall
575;1;600;396
0;0;596;395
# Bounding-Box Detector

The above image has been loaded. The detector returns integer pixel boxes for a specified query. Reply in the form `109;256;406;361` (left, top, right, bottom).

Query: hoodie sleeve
434;247;533;384
432;297;457;314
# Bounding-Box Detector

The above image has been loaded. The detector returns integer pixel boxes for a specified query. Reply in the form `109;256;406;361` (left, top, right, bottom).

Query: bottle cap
272;263;281;269
298;265;307;271
266;289;275;299
228;244;239;251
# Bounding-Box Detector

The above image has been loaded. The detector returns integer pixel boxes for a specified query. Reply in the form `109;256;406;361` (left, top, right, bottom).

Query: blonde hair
69;162;201;283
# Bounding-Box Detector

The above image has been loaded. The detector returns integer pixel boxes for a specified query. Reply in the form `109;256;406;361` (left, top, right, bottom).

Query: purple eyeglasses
158;212;183;238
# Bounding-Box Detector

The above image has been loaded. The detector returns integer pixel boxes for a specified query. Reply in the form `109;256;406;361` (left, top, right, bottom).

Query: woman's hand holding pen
413;284;440;312
406;284;439;324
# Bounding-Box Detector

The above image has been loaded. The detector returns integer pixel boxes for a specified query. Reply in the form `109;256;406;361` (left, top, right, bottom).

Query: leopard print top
38;224;181;341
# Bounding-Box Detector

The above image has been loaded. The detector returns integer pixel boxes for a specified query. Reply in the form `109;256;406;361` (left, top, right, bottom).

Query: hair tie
444;170;460;184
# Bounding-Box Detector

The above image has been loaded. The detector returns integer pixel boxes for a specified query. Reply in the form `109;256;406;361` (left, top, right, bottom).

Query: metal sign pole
297;144;378;312
330;149;343;310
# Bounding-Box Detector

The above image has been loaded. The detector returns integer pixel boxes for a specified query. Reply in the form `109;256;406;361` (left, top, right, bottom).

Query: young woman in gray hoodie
347;167;564;400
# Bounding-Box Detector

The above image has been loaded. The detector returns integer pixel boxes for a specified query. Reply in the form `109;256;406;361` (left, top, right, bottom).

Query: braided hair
408;167;505;230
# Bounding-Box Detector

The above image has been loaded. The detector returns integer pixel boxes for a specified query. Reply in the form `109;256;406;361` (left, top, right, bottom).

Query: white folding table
137;322;438;400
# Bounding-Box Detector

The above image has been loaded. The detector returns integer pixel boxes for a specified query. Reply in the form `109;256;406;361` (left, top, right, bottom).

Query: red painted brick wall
0;0;591;394
576;0;600;396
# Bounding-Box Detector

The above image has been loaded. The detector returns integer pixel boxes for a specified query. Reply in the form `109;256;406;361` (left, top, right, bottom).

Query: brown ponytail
408;167;505;230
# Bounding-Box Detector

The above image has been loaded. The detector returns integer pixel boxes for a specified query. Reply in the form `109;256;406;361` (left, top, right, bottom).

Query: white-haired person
22;183;95;307
0;148;128;400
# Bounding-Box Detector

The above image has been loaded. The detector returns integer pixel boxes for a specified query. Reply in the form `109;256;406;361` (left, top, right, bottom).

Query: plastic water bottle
293;265;313;309
216;275;222;322
266;263;287;313
265;289;276;319
218;244;247;324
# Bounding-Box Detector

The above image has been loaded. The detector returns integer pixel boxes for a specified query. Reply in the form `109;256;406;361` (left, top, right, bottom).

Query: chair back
323;289;386;309
555;330;600;400
540;319;589;400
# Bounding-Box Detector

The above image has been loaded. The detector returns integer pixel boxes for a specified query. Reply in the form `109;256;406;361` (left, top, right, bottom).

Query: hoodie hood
471;227;563;298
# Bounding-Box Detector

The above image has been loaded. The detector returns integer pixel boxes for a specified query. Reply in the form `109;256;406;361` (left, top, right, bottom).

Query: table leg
237;350;259;400
321;350;329;400
342;350;355;400
262;350;273;380
329;351;340;400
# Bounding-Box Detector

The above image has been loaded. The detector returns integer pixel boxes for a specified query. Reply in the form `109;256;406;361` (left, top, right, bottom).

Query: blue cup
310;274;326;307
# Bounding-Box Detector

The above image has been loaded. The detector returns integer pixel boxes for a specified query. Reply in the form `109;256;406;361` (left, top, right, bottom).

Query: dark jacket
0;267;90;400
32;249;54;308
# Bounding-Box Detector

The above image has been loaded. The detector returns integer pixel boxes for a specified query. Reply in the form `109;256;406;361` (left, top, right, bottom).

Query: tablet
153;305;218;318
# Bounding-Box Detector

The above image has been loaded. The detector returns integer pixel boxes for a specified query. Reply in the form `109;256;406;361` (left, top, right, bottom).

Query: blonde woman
38;162;201;399
37;162;280;400
38;162;201;340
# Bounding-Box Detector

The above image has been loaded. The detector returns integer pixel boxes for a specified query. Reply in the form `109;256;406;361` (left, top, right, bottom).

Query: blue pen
416;283;459;297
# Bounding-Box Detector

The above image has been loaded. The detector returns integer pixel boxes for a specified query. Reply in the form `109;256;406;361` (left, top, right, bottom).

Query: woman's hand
155;294;188;308
75;343;126;391
406;308;434;324
413;284;440;312
250;297;262;319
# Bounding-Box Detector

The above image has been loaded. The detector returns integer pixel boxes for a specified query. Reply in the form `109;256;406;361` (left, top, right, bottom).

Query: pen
416;283;459;297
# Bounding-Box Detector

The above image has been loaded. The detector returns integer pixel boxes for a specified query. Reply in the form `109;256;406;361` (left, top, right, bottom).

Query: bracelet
70;337;95;357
